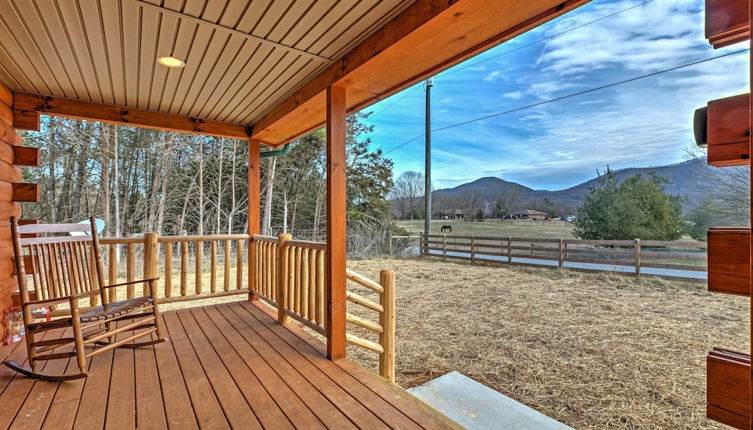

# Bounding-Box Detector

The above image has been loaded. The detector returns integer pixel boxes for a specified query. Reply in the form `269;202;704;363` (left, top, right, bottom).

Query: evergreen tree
573;169;685;240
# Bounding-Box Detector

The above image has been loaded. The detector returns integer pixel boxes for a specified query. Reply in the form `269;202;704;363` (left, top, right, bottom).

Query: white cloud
483;70;503;82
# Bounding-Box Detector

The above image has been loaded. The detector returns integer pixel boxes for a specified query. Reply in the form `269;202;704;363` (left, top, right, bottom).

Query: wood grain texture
0;302;461;429
13;93;248;139
12;146;40;166
708;228;751;297
326;85;347;360
707;348;750;429
707;93;749;166
706;0;749;48
248;140;260;300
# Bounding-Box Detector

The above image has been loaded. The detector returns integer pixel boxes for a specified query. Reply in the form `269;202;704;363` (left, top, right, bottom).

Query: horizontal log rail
251;233;396;382
421;233;707;281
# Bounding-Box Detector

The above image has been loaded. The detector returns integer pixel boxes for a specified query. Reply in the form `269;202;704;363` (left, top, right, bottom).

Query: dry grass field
396;219;577;238
345;257;746;430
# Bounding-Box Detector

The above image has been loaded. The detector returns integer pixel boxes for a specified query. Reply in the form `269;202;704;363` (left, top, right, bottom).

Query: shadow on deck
0;301;457;429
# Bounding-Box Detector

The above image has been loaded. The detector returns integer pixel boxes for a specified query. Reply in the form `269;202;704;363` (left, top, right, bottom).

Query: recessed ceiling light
157;56;185;68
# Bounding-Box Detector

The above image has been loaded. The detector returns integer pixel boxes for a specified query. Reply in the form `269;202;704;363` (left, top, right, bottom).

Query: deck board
0;300;459;430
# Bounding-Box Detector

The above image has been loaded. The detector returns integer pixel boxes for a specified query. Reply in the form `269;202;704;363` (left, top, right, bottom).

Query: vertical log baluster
108;243;117;302
210;241;217;293
195;241;203;295
301;247;309;319
180;241;188;296
126;243;135;299
164;242;173;298
236;240;243;290
224;240;230;292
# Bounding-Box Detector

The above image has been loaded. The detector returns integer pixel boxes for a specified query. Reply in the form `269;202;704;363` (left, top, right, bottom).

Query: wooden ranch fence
420;233;707;282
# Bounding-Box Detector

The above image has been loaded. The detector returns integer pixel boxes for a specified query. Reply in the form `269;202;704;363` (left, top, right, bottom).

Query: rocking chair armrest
102;278;159;290
22;291;97;309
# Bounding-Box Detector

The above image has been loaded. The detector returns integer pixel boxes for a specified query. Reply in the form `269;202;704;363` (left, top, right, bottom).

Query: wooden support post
379;269;396;383
248;139;261;300
326;84;347;360
558;238;564;269
143;233;158;296
507;237;512;264
470;236;476;264
634;238;641;277
277;233;292;324
442;234;447;260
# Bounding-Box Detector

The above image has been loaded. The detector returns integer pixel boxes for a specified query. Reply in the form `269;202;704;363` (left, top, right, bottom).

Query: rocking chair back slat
13;219;105;308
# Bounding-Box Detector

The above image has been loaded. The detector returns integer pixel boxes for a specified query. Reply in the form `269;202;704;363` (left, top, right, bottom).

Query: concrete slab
407;371;575;430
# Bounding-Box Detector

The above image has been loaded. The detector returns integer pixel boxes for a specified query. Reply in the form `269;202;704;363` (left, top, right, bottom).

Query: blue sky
363;0;749;191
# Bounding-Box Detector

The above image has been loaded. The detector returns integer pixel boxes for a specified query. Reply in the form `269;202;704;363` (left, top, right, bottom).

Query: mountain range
431;157;735;214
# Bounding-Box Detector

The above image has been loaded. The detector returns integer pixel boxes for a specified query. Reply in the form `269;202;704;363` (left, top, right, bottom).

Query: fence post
470;236;476;264
507;237;512;264
379;269;395;383
277;233;292;324
558;238;564;269
634;238;641;277
419;233;425;257
442;234;447;260
143;232;159;297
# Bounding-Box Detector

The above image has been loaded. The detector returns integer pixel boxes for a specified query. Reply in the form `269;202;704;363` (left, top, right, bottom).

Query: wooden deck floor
0;300;458;429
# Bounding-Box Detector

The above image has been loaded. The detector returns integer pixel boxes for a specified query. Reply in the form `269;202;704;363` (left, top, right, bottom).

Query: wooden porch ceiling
0;0;590;142
0;300;458;429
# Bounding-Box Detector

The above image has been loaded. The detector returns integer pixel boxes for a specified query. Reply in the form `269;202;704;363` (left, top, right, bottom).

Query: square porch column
326;85;347;360
248;139;261;300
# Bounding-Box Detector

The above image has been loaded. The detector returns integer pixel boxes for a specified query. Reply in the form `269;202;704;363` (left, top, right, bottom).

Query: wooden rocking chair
2;217;166;381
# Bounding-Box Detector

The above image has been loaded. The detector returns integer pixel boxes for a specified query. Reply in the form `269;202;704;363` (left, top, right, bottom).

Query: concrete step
407;371;575;430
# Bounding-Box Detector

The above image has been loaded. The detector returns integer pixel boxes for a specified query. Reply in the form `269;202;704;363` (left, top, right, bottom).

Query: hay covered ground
345;257;747;430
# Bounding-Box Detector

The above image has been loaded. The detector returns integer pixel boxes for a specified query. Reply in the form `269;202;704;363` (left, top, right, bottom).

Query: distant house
435;209;465;220
511;209;548;220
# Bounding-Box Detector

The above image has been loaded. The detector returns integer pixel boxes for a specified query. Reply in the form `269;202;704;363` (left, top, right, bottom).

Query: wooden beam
707;348;750;428
325;85;347;360
12;146;39;167
251;0;590;145
13;92;249;139
702;94;750;166
708;227;750;296
248;139;261;301
706;0;748;48
12;183;39;202
12;109;39;131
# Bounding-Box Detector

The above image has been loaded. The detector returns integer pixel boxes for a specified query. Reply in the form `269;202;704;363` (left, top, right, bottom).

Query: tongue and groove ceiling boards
0;0;414;126
0;0;590;143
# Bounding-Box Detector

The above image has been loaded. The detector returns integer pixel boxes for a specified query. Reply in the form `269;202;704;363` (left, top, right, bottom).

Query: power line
369;0;654;120
382;48;748;155
369;85;421;118
441;0;656;77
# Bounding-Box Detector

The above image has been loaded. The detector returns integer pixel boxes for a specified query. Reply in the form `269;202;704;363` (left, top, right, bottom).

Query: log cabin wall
0;82;41;341
701;0;753;428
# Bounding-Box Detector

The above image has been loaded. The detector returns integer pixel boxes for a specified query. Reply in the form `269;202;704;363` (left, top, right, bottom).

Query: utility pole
424;77;433;236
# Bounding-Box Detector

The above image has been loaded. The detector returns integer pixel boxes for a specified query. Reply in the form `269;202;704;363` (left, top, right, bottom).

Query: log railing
252;233;396;382
99;233;249;304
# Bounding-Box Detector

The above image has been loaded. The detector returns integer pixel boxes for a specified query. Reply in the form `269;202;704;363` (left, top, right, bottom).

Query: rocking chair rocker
2;217;166;381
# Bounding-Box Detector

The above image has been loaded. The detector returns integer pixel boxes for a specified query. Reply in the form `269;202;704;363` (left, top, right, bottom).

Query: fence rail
421;233;707;281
